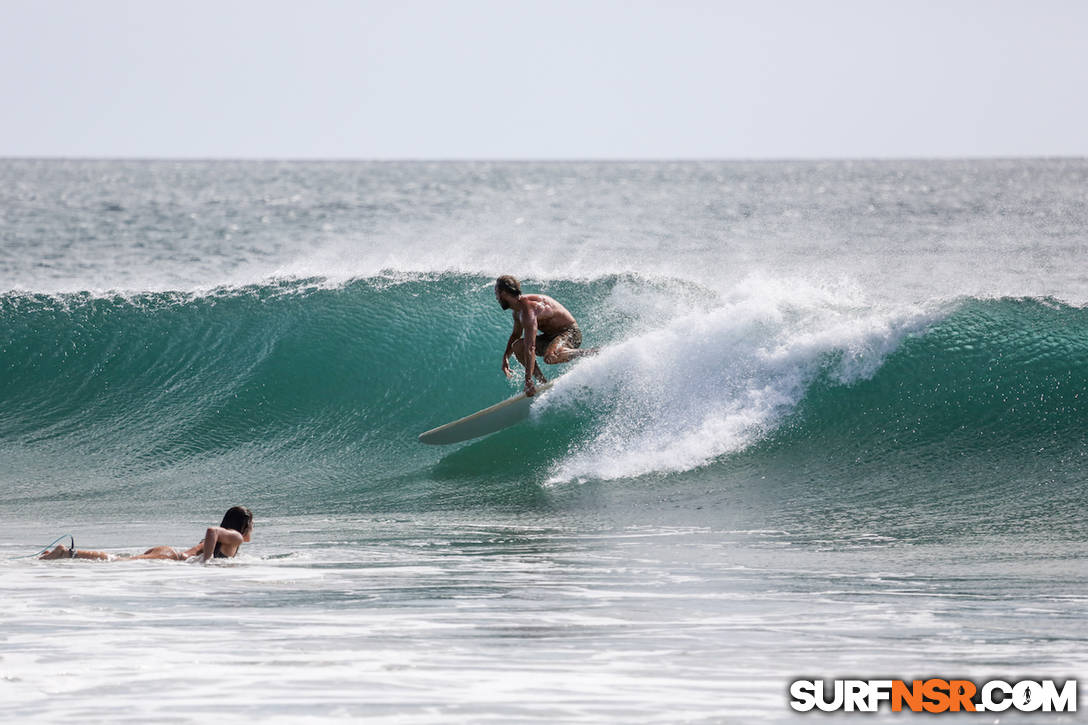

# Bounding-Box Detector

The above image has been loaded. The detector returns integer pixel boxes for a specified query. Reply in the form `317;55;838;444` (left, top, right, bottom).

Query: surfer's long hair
220;506;253;534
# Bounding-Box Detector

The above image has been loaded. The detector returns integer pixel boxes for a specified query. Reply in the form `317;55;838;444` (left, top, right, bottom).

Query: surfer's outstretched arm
501;333;519;377
521;307;539;395
501;315;523;378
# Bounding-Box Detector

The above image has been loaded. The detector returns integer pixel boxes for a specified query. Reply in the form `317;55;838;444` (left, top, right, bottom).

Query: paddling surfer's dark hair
220;506;253;534
495;275;521;297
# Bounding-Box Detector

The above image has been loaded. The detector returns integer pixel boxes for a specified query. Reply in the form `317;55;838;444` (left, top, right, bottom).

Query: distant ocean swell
1;275;1085;510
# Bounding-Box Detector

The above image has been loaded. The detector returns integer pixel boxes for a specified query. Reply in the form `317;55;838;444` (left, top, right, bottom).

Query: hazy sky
2;0;1086;159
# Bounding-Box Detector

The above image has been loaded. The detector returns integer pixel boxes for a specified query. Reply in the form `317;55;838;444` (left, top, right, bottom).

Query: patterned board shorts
535;324;582;356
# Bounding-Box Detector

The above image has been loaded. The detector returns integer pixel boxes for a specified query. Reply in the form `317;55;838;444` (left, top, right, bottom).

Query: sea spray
539;276;941;482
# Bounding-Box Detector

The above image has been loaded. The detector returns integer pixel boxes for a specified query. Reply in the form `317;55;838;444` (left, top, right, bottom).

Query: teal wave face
2;279;1086;517
781;297;1088;451
739;297;1088;539
0;276;628;510
792;296;1088;439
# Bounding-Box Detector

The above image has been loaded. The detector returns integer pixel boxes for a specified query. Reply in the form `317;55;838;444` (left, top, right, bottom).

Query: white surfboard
418;381;555;445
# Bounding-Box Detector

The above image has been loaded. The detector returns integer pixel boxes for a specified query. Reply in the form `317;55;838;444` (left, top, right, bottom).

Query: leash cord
12;533;75;559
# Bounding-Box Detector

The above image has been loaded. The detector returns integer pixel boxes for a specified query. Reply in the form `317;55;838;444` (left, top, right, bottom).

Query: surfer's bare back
495;275;595;396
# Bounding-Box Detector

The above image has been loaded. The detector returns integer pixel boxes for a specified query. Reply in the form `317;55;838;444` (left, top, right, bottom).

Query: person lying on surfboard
39;506;253;563
495;275;596;396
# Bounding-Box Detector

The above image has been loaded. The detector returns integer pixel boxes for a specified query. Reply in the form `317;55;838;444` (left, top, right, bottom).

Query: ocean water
1;159;1086;722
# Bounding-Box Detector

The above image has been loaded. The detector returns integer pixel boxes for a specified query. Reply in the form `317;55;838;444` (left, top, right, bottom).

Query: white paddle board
418;381;555;445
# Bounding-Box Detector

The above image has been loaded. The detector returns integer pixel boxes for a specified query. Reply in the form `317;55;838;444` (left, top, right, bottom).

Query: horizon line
3;154;1087;163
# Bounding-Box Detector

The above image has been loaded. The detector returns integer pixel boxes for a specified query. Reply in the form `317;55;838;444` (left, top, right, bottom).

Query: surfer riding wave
495;275;597;396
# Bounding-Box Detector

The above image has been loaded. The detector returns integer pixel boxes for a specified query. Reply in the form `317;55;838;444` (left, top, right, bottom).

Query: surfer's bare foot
39;545;70;560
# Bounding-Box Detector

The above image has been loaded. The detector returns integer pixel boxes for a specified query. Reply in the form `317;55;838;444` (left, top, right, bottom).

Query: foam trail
539;277;942;482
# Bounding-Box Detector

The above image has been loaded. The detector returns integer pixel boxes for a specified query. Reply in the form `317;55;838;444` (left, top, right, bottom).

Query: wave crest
2;276;1085;507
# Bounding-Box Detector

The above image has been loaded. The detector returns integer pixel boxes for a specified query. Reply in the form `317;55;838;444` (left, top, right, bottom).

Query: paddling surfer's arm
502;316;524;378
201;526;244;562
